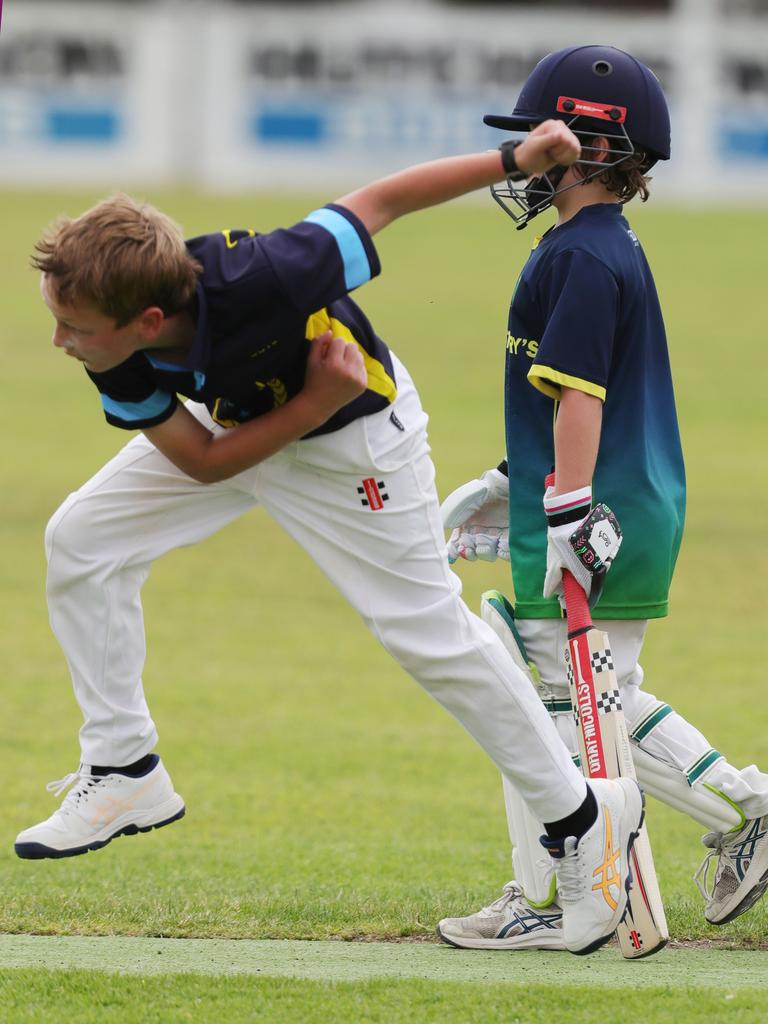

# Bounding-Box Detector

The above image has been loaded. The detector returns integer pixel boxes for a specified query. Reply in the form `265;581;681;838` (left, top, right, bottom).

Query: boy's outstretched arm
144;124;580;484
336;120;581;235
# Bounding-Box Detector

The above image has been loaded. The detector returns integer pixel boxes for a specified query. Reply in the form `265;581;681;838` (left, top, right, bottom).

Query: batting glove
441;467;510;564
543;485;623;607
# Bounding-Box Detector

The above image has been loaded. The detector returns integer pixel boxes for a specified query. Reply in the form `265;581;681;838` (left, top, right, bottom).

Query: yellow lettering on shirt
506;331;538;358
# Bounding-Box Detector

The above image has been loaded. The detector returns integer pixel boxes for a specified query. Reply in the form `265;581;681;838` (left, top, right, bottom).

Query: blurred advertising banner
1;0;768;197
0;1;179;184
200;2;675;190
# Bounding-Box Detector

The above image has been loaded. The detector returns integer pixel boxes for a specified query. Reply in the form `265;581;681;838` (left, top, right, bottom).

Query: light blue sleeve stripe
304;208;371;290
145;354;187;372
101;389;174;423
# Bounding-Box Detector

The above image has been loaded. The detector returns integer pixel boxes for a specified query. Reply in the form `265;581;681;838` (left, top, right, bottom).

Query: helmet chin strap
522;165;570;223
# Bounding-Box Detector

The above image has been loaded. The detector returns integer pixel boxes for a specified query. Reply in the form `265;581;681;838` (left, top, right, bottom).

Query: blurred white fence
1;0;768;198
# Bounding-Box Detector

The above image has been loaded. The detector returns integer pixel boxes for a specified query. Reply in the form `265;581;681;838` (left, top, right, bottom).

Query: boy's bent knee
45;496;81;563
45;493;107;581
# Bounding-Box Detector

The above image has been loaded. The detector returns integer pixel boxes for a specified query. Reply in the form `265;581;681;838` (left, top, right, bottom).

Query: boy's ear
591;136;611;163
136;306;165;340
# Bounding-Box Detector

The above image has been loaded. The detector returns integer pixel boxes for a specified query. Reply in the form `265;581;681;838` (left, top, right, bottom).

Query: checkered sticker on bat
565;649;574;687
590;649;615;674
596;689;623;714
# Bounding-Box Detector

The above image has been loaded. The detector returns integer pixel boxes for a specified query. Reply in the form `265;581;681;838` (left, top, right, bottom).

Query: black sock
543;784;598;842
91;753;158;778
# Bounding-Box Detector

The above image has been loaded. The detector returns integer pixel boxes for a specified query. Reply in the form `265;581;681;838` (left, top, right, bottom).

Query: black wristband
496;458;509;477
499;140;527;182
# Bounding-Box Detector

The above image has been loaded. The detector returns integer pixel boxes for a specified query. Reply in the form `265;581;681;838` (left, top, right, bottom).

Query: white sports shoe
540;777;643;956
14;755;185;859
694;815;768;925
437;881;565;950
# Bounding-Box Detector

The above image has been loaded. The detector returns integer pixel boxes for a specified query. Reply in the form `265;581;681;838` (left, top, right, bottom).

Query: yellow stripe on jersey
306;309;397;404
528;364;607;402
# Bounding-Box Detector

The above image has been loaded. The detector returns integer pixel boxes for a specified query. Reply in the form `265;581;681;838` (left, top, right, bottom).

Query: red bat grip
562;570;593;632
545;472;593;633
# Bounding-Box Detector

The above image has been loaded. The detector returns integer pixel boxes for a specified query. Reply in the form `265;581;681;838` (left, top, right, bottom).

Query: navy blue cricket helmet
484;44;670;164
485;45;670;228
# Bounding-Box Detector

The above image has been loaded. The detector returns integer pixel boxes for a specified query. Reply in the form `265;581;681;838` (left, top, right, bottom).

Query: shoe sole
436;924;566;951
569;786;645;957
14;804;186;860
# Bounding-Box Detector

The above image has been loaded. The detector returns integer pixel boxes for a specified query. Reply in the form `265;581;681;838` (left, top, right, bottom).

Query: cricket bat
561;566;668;958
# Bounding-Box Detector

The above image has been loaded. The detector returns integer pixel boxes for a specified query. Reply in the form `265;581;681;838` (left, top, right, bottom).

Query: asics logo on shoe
731;819;767;882
498;908;563;938
592;804;622;912
87;778;158;828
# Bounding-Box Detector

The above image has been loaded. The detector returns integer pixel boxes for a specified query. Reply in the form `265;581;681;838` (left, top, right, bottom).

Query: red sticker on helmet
557;97;627;123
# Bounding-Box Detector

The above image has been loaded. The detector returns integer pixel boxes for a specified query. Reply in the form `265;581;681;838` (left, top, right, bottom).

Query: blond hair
32;193;202;326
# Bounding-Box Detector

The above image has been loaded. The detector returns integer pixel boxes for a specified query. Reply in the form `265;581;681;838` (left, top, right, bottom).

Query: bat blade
566;614;669;958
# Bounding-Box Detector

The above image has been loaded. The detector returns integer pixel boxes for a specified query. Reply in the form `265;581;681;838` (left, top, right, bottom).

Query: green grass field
1;189;767;1020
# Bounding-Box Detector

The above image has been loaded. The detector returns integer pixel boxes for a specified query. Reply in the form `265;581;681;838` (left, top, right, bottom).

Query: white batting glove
543;485;622;605
441;468;510;564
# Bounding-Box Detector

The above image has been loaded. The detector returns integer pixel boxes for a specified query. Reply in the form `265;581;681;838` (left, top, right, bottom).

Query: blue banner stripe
720;126;768;159
256;111;326;144
101;389;174;422
46;108;118;143
304;208;371;290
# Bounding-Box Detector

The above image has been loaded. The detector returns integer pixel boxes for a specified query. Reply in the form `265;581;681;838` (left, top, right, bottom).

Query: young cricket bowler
21;123;643;955
438;44;768;949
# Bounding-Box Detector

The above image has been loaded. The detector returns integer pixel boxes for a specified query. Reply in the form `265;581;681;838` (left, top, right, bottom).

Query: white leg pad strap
632;745;744;833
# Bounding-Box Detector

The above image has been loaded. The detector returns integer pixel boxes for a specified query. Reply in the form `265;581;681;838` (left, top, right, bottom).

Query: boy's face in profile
40;274;154;374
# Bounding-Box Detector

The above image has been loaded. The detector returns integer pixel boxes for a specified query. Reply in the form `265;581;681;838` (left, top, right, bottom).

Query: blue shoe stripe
497;909;563;938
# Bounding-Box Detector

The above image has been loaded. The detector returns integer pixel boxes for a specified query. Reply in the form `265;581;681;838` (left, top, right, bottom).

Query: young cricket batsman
20;122;641;954
437;45;768;949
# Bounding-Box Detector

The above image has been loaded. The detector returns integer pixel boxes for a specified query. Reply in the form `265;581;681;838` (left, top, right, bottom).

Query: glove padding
543;485;622;607
441;468;510;564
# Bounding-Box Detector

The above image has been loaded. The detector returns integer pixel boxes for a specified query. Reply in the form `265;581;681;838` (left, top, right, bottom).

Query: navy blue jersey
504;203;686;620
86;204;396;436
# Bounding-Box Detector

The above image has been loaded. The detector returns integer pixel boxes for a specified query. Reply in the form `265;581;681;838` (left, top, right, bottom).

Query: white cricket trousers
44;356;587;823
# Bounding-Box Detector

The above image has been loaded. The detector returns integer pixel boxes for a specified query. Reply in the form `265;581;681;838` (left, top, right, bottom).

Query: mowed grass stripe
1;936;767;988
2;972;768;1024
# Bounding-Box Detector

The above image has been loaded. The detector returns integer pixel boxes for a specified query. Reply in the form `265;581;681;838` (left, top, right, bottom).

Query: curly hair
597;147;653;204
